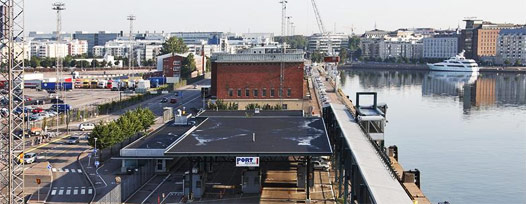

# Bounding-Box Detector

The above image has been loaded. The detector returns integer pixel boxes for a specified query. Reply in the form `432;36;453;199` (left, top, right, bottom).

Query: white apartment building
242;33;276;46
423;35;459;59
307;33;349;54
497;28;526;65
0;40;30;62
30;39;87;58
379;40;423;60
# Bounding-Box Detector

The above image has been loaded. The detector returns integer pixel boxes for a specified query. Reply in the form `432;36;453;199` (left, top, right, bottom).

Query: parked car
29;114;44;121
170;98;177;104
50;104;70;113
50;98;64;104
47;110;58;117
313;161;330;171
65;136;80;144
160;97;168;103
78;123;95;131
23;153;37;164
32;107;44;114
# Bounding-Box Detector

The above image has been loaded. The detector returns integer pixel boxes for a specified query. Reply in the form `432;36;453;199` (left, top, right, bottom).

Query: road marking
58;190;63;195
25;134;71;153
78;169;82;173
73;189;78;195
88;189;93;194
81;189;85;195
58;169;63;172
52;168;57;172
51;190;56;195
71;169;76;173
65;169;69;173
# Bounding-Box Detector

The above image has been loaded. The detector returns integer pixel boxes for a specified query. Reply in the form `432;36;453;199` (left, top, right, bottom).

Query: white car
78;123;95;131
24;152;37;164
313;161;330;171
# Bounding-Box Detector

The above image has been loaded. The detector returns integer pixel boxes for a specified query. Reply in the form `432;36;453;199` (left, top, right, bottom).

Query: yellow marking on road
25;134;70;153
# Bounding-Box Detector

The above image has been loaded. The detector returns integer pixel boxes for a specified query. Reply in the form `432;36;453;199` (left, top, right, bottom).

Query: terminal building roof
165;114;332;156
121;110;332;157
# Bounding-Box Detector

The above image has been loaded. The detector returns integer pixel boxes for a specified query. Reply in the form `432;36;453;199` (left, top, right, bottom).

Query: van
78;123;95;131
50;104;71;113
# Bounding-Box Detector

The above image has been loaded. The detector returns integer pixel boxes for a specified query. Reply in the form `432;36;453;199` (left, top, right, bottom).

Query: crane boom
311;0;326;34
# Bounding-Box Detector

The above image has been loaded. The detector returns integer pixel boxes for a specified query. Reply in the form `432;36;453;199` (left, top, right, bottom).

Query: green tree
114;60;120;66
108;61;113;67
274;36;308;49
91;60;100;68
40;58;51;68
339;48;348;64
311;51;326;63
63;55;73;67
514;59;522;66
30;56;41;68
161;37;188;55
101;60;108;67
69;59;77;67
504;59;511;66
181;53;196;79
205;56;211;72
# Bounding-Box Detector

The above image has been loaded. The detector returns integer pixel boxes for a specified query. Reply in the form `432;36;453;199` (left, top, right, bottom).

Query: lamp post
94;137;98;166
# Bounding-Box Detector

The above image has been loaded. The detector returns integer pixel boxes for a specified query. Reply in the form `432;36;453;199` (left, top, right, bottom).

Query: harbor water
339;69;526;204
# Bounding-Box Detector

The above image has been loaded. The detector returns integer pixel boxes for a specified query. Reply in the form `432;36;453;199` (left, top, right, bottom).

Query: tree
63;55;73;67
70;59;77;67
310;51;326;63
108;61;113;67
339;48;348;64
30;56;40;68
274;36;308;49
504;59;511;66
114;60;120;66
161;37;188;55
205;56;211;72
101;60;108;68
514;59;522;66
181;53;196;79
91;60;99;68
40;58;51;68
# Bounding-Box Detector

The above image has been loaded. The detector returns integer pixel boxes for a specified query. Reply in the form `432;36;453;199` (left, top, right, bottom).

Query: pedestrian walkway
50;186;93;196
51;168;83;174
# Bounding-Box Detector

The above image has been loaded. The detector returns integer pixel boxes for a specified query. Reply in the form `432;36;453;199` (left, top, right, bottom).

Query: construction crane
311;0;326;35
310;0;335;55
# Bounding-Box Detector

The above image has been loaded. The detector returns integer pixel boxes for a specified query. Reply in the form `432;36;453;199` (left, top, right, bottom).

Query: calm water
339;70;526;204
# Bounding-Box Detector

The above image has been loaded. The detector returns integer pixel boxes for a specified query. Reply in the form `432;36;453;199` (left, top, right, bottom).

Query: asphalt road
22;79;210;203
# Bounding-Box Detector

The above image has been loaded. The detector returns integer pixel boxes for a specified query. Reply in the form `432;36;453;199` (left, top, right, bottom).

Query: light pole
94;137;98;166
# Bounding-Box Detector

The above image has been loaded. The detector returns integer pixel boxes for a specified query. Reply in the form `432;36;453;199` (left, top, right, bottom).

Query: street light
94;137;98;166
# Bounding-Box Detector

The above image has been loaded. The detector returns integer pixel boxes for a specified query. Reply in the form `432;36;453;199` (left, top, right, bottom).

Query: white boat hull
427;64;479;72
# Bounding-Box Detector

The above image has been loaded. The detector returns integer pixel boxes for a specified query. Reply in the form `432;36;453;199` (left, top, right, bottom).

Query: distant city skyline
27;0;526;35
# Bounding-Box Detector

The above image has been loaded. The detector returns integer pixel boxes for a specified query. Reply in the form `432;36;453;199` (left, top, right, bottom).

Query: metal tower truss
0;0;25;203
311;0;325;34
279;1;287;36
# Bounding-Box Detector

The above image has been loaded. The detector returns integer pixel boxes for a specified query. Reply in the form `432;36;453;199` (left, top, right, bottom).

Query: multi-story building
496;28;526;65
211;48;306;110
1;40;30;63
68;39;88;56
379;40;423;60
423;34;459;59
73;31;121;54
30;40;69;58
307;33;349;54
460;19;524;60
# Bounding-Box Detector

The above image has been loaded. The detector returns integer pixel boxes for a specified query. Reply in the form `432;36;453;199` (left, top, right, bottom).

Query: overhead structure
0;0;25;203
279;1;287;36
311;0;326;34
127;14;136;72
286;16;292;36
53;2;66;133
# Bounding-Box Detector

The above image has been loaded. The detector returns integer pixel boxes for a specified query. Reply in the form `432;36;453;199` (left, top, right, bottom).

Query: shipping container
149;77;166;88
41;82;73;91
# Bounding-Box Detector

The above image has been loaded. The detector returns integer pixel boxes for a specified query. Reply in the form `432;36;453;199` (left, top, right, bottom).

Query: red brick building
162;55;184;78
211;51;305;109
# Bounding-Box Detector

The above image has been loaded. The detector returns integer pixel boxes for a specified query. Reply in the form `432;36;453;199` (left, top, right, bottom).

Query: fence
95;160;155;203
97;134;143;162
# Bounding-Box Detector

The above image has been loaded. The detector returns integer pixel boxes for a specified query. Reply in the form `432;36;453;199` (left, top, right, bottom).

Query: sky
26;0;526;35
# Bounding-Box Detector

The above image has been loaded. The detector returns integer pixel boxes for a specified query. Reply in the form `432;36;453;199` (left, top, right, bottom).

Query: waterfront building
423;34;459;59
211;47;306;110
496;28;526;65
460;19;524;59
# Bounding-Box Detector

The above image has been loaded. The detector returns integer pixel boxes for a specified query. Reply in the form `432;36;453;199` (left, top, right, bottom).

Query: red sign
324;56;340;63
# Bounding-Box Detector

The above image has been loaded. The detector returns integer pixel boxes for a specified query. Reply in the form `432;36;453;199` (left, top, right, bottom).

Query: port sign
236;157;259;167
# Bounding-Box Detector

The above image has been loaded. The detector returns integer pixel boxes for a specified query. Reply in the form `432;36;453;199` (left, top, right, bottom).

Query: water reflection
342;70;526;113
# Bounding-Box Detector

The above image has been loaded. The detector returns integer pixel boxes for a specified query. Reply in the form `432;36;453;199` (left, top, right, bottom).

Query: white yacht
427;51;479;72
